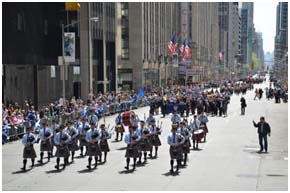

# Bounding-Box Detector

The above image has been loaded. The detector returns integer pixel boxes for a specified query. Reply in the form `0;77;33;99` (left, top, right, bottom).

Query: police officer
21;123;37;171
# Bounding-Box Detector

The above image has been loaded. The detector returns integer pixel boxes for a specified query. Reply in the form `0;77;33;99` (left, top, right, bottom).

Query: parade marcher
198;112;209;142
85;121;101;170
146;112;156;125
54;124;71;170
177;121;191;166
253;117;271;153
137;120;152;163
37;119;53;164
149;120;162;158
130;111;140;130
254;88;259;100
190;115;201;150
124;126;141;170
167;124;185;173
171;110;181;124
78;117;89;157
99;124;112;163
66;121;79;162
259;88;264;100
115;112;125;141
50;118;60;157
21;123;37;171
240;96;247;115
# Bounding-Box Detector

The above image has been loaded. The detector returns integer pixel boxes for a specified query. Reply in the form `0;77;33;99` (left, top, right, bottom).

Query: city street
2;78;288;191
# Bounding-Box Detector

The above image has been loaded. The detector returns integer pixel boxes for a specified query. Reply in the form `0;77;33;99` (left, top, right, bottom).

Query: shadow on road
12;168;33;174
162;171;180;176
116;147;127;151
118;169;135;174
77;168;96;173
45;168;64;174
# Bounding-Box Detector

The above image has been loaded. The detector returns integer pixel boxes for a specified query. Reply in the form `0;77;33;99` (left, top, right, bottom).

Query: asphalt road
2;78;288;191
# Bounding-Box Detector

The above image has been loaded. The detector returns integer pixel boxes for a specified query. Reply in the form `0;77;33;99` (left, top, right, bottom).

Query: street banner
64;32;75;63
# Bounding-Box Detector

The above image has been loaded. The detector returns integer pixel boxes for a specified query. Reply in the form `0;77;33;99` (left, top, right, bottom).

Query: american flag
168;35;177;56
184;40;191;59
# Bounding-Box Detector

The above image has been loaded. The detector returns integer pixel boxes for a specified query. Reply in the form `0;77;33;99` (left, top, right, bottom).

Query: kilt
115;125;125;133
138;138;152;151
67;139;79;151
99;140;110;152
40;140;52;152
150;134;162;146
125;144;140;158
79;136;88;147
182;140;190;154
23;146;37;159
55;145;70;158
169;146;183;160
86;143;101;157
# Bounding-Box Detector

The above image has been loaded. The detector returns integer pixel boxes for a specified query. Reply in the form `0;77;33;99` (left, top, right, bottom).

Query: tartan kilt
23;146;37;159
99;140;110;152
40;140;52;152
67;139;80;151
150;134;162;146
79;136;88;147
138;138;152;151
115;125;125;133
170;146;183;160
125;144;140;158
182;140;190;154
86;143;101;157
56;145;70;158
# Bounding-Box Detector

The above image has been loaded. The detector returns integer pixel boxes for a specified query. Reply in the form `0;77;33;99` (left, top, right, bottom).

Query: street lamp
61;16;98;104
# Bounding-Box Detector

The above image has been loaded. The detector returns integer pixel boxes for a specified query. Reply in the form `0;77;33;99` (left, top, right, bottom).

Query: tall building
191;2;219;81
274;2;288;81
218;2;241;79
2;2;117;108
240;2;254;75
116;2;180;90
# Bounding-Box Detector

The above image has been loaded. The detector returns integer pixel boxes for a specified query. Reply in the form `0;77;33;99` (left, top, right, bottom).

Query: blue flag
127;88;144;105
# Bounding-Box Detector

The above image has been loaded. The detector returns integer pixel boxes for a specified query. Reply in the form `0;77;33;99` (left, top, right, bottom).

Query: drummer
177;121;191;166
190;115;201;150
167;124;185;173
198;112;209;142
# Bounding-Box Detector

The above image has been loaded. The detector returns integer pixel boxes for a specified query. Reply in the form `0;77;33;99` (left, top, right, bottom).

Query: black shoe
257;150;263;153
137;160;142;164
115;138;118;141
37;160;43;164
63;164;66;170
55;165;59;170
80;153;84;157
20;167;26;171
94;164;97;169
124;166;129;170
87;165;91;170
169;169;174;173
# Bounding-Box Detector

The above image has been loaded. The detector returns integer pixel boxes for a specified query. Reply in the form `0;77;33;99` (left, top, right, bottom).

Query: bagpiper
54;124;71;170
191;115;202;150
177;121;191;166
149;119;162;158
137;120;152;163
115;112;125;141
21;122;37;171
124;125;141;170
167;124;185;173
99;124;112;163
171;110;181;125
50;118;60;157
78;117;90;157
85;121;101;170
65;121;79;162
37;118;53;164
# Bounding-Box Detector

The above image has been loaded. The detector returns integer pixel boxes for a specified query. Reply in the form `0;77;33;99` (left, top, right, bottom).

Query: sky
253;1;278;53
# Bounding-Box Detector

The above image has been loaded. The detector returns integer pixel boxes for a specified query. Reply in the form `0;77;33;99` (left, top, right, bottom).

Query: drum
122;111;131;126
200;124;208;133
192;129;205;141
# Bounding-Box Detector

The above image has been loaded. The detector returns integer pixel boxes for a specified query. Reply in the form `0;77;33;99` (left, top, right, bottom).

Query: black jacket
253;121;271;135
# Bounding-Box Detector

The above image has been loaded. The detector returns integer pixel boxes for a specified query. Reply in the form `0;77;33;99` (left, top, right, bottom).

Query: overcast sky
253;1;278;53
